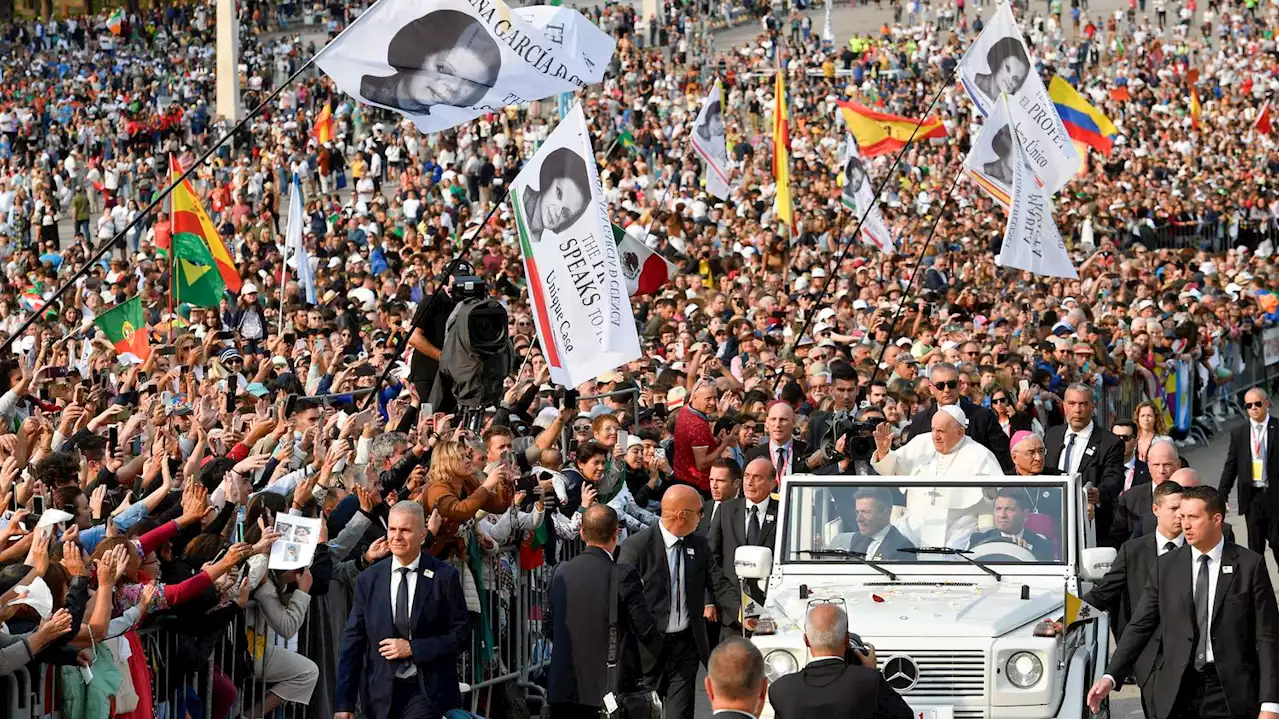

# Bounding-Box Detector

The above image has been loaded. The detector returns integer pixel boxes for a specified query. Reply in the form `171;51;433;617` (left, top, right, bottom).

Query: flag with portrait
998;96;1078;279
690;80;732;200
511;103;641;387
837;132;893;254
964;91;1077;207
315;0;614;134
958;3;1078;187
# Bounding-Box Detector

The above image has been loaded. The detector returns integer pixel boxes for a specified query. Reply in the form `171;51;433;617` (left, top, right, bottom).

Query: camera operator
804;363;858;469
815;408;888;476
767;603;911;719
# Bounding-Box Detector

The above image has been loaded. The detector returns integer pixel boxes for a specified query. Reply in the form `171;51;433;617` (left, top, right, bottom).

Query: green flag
172;232;227;308
93;296;151;363
618;129;636;152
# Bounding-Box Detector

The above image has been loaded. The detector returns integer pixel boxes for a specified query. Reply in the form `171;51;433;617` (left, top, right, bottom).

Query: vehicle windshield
782;480;1068;565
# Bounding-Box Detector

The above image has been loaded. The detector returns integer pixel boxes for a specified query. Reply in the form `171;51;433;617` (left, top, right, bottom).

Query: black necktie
748;506;761;546
776;447;787;481
671;539;684;620
395;567;412;638
1163;541;1177;555
1194;554;1210;670
1063;433;1078;474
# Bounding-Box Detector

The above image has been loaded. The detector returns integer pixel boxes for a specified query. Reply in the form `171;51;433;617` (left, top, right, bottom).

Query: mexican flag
173;231;227;308
94;296;150;363
612;224;675;296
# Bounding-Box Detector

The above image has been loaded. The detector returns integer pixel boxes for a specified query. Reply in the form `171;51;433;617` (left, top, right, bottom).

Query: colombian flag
837;100;947;158
1048;77;1118;156
312;102;335;144
169;155;242;294
772;71;795;236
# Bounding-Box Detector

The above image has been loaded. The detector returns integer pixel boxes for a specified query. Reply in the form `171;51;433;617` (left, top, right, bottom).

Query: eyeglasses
991;396;1010;405
1115;433;1136;441
1246;401;1266;409
964;350;980;357
933;380;959;391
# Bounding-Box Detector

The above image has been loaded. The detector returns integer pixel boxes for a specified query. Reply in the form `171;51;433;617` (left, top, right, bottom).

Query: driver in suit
967;488;1055;561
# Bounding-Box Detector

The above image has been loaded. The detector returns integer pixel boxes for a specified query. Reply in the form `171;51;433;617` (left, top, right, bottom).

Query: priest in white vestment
871;405;1003;548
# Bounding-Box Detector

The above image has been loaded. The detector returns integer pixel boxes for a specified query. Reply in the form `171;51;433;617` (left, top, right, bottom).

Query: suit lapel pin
1222;566;1234;574
1084;446;1096;456
765;514;775;522
423;568;435;579
685;547;695;556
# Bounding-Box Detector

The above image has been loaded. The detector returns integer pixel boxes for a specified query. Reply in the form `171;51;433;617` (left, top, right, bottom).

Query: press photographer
814;408;888;476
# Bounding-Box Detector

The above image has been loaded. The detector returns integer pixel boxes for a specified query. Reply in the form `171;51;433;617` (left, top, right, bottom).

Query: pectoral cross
926;489;943;506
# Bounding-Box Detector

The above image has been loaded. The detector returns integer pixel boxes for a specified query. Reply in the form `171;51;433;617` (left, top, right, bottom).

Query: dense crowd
0;0;1273;717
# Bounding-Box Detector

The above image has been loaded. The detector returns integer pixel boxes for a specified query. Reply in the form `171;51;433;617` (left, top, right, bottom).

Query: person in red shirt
672;383;736;499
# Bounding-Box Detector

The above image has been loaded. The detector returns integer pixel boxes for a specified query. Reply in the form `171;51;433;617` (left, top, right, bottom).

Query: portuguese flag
169;155;242;293
173;231;227;308
94;296;150;363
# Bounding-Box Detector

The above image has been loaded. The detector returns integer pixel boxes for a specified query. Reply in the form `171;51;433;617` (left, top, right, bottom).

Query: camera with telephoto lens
821;411;884;463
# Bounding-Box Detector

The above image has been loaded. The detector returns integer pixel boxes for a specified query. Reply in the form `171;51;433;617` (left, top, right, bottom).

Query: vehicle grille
952;709;988;719
876;648;986;698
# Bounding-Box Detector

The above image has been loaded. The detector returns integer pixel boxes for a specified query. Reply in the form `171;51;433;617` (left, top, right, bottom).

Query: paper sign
269;514;322;571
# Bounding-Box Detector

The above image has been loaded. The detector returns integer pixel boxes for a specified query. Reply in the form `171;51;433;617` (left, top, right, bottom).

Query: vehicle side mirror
734;546;773;581
1080;547;1117;582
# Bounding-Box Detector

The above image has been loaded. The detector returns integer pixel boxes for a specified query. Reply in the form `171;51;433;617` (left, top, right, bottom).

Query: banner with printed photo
837;132;893;254
958;3;1079;185
512;103;641;387
999;98;1078;279
269;514;322;570
690;80;732;200
514;5;615;84
315;0;611;134
964;90;1076;206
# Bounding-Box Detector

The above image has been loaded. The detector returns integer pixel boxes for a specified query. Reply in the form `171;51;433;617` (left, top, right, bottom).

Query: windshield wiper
794;549;897;581
901;547;1002;581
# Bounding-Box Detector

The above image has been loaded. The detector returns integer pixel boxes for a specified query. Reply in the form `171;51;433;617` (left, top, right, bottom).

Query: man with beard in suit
618;484;741;719
1219;388;1278;561
905;362;1013;473
1084;481;1186;718
848;487;915;560
1044;384;1126;547
1088;486;1278;719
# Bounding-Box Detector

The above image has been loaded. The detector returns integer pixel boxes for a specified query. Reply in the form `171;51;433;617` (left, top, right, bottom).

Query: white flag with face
514;5;615;84
963;91;1075;206
511;103;641;387
1000;101;1078;279
823;0;834;43
838;133;894;254
690;81;732;200
315;0;613;134
958;3;1078;186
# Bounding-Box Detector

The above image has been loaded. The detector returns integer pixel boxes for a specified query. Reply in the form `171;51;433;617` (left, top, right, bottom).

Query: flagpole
0;4;387;355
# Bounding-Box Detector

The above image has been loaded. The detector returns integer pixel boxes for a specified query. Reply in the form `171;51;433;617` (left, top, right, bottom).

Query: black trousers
550;703;602;719
1246;488;1278;561
1170;665;1232;719
650;628;699;719
390;677;434;719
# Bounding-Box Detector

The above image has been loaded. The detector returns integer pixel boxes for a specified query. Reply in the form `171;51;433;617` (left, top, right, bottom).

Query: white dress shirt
864;524;892;559
1190;538;1224;665
744;497;770;539
1058;422;1094;475
658;522;688;633
1123;454;1138;492
768;439;795;481
1251;419;1269;487
390;552;421;678
1155;530;1185;555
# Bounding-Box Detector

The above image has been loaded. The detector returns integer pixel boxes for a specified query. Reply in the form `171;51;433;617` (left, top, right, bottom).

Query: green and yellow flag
173;231;227;308
94;296;150;363
618;129;636;153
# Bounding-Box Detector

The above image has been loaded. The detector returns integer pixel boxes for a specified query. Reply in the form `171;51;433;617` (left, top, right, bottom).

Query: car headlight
1005;651;1044;688
763;650;799;681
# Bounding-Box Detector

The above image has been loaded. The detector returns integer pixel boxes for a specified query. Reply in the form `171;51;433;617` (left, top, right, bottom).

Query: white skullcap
937;404;968;430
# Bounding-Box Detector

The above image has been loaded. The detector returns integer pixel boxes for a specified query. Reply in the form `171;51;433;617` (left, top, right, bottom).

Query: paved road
691;417;1277;719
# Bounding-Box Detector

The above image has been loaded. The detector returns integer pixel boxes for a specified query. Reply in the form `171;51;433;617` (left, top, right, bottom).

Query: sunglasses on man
933;380;959;390
1246;401;1267;410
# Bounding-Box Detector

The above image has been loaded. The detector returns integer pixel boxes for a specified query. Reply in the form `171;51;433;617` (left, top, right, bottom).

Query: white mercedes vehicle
734;475;1116;719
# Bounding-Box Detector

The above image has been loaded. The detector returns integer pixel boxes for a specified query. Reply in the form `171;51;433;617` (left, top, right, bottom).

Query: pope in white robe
871;405;1004;548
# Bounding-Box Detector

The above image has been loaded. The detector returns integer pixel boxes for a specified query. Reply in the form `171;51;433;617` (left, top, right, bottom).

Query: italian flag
612;224;675;297
94;296;150;363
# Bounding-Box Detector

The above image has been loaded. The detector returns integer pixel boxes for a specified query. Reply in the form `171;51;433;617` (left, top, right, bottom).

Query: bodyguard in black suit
845;487;916;561
1044;384;1126;547
708;457;779;606
1218;389;1278;560
1087;486;1279;719
618;484;741;719
697;459;741;536
744;401;808;479
966;488;1056;561
545;505;661;719
1084;482;1187;717
904;364;1013;473
335;504;469;719
767;603;911;719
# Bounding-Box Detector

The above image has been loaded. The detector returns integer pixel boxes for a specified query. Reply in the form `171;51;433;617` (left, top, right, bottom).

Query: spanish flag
169;155;242;294
1256;101;1273;136
772;71;796;235
1189;85;1203;130
1048;77;1119;156
837;100;947;158
312;102;335;145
